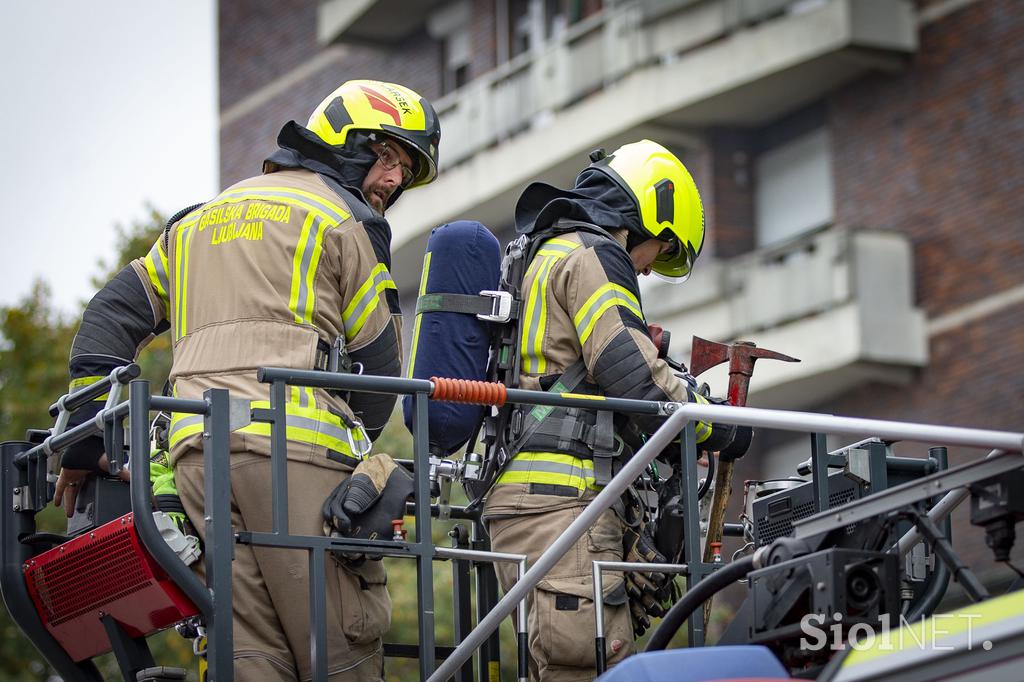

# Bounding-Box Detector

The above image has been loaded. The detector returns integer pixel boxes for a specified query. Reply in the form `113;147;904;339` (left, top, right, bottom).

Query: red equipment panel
22;512;199;662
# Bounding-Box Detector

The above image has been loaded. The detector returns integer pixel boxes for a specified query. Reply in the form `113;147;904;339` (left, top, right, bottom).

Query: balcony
647;225;928;410
387;0;917;289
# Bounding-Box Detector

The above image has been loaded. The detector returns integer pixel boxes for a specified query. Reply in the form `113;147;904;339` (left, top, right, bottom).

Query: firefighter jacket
487;223;712;515
67;168;402;471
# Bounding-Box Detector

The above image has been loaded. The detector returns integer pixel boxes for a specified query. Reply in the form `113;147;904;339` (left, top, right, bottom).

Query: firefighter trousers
176;449;388;681
485;487;635;681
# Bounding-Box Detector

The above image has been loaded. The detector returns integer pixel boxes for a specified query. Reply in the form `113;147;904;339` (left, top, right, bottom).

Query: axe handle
701;457;734;629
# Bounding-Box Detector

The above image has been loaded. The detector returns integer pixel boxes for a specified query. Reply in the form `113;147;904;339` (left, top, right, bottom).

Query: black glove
699;397;753;462
59;402;108;473
322;454;414;563
620;489;676;637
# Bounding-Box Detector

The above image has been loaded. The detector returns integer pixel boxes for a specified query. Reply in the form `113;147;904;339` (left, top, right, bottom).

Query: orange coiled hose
430;377;507;407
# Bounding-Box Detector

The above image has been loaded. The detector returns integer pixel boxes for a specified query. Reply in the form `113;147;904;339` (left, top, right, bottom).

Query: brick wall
821;0;1024;587
219;0;322;112
830;0;1024;318
219;2;445;185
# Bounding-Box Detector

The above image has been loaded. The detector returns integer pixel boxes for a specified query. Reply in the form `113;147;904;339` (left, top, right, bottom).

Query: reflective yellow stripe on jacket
343;263;397;342
573;283;643;346
143;239;171;306
521;238;580;374
168;399;369;460
495;451;600;491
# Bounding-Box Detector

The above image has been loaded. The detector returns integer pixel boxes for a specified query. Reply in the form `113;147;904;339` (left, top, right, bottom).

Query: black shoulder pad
71;265;163;368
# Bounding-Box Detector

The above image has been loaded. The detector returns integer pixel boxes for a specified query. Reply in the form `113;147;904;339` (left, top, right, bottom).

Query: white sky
0;2;218;315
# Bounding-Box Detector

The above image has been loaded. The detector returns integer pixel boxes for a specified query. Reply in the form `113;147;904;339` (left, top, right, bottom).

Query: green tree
0;208;188;680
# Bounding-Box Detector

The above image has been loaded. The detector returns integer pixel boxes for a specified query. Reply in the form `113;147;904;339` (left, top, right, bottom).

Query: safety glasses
375;140;416;189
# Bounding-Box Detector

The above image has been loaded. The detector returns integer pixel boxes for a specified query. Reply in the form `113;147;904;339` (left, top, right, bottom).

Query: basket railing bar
592;560;690;674
435;546;529;682
127;383;214;617
447;527;475;682
678;420;706;648
270;379;290;536
202;386;235;681
413;389;437;679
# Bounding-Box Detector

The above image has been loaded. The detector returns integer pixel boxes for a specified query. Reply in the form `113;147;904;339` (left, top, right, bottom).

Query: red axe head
689;336;799;406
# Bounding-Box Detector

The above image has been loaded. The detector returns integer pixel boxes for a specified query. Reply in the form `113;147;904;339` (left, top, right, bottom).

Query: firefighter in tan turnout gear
52;80;440;680
482;140;750;681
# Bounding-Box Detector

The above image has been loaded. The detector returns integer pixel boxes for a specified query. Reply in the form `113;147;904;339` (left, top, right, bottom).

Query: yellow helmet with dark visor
587;139;705;281
306;79;441;189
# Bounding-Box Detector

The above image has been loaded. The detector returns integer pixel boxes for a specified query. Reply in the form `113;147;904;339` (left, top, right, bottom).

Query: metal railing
2;364;1023;681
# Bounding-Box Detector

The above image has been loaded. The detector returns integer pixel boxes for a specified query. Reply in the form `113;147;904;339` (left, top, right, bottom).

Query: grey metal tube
128;382;213;615
675;403;1023;453
426;408;691;682
895;449;1002;558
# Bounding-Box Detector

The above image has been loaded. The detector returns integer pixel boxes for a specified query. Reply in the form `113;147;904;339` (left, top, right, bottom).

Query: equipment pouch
337;559;391;644
534;577;633;669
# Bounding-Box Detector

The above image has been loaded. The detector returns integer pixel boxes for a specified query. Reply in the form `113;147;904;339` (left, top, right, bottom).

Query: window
754;127;835;246
428;0;472;95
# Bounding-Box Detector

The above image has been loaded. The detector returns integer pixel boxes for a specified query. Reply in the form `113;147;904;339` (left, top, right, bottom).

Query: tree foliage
0;208;182;679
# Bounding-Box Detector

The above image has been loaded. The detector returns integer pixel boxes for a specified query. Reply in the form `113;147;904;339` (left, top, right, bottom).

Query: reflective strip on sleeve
407;251;432;378
690;392;712;443
68;376;109;401
342;263;397;342
573;283;643;346
168;399;368;460
495;451;599;491
173;223;198;339
289;213;330;325
144;240;171;304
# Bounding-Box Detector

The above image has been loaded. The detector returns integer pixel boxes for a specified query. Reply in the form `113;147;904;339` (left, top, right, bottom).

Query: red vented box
22;512;200;662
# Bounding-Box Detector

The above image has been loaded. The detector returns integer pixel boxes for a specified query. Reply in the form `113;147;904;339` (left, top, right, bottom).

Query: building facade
219;0;1023;595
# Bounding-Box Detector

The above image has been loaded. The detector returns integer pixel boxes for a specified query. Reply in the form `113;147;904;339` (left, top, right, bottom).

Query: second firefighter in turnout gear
482;140;749;681
55;79;440;681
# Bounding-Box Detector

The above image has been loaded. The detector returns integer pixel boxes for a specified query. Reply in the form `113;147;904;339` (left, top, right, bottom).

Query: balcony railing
431;0;913;169
646;225;928;408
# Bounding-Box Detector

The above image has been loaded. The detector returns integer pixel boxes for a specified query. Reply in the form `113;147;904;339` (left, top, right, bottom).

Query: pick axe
689;337;798;629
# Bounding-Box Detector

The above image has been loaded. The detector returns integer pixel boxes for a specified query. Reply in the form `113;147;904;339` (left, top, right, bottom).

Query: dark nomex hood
513;168;643;244
262;121;407;212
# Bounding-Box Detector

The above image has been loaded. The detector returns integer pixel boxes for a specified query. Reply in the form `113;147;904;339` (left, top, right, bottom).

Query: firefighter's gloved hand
698;396;754;462
322;453;413;563
622;524;673;636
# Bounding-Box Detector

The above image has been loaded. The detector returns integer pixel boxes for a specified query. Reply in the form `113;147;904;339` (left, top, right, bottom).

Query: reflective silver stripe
221;188;348;224
574;287;641;340
169;414;204;439
294;215;323;323
148;242;170;298
504;458;593;477
285;413;351;443
343;267;394;332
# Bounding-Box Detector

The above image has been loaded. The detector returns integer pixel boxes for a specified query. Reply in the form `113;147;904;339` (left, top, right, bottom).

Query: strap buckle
476;290;513;323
